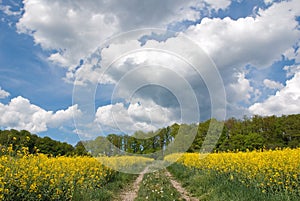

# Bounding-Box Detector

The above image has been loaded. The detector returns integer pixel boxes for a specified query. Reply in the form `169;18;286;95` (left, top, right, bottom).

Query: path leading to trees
118;167;149;201
165;170;199;201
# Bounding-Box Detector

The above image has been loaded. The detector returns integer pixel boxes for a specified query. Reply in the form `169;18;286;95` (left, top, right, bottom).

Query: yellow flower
165;148;300;194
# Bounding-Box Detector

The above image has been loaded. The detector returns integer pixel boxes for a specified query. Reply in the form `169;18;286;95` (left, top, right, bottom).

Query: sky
0;0;299;144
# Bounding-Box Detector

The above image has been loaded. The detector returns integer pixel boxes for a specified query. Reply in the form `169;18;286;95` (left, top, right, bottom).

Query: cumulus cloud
17;0;119;68
227;72;254;104
179;0;300;117
73;33;222;126
91;0;300;104
184;0;300;69
263;79;284;90
249;71;300;116
73;0;300;124
95;101;178;134
284;65;300;78
0;96;81;133
16;0;231;69
0;87;10;99
284;42;300;64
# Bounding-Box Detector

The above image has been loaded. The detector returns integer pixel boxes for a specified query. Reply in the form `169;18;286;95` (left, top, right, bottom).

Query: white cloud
17;0;119;68
16;0;231;69
204;0;231;10
95;101;177;134
62;31;224;136
74;34;220;122
48;105;81;128
0;87;10;99
179;0;300;116
284;42;300;64
284;64;300;78
0;4;22;16
227;72;254;103
263;79;284;90
184;0;300;69
249;72;300;116
0;96;81;133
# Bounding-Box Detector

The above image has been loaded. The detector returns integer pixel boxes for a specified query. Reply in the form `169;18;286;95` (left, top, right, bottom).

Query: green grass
135;169;183;201
167;163;299;201
72;172;137;201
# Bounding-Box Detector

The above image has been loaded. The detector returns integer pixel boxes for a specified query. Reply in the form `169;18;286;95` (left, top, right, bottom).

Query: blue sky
0;0;299;144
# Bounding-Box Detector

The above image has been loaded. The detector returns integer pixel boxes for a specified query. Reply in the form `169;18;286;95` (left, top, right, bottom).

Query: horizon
2;113;299;146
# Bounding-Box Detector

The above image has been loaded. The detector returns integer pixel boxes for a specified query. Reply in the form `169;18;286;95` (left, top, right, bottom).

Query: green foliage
0;129;76;156
1;114;299;156
73;172;136;201
74;141;89;156
136;169;183;201
82;114;300;156
168;163;299;201
218;114;300;151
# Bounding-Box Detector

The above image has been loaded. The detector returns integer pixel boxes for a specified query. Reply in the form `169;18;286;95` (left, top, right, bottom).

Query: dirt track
165;170;199;201
117;167;149;201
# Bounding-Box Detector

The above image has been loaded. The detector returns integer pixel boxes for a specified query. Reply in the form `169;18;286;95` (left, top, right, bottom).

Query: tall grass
168;163;299;201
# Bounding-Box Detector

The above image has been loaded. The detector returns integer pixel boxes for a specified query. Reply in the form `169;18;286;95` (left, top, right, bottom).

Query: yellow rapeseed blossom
0;146;152;200
97;155;154;173
0;153;114;200
165;148;300;193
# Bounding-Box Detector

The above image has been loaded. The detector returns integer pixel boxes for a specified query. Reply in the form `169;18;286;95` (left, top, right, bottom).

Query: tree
74;141;89;156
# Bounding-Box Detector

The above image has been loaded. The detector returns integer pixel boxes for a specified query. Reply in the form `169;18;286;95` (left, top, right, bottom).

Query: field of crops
165;148;300;197
1;145;300;200
0;146;152;200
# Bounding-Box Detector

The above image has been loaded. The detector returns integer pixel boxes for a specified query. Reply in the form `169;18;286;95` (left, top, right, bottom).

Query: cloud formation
0;87;10;99
227;72;254;104
95;100;178;134
16;0;231;69
184;1;300;69
249;71;300;116
263;79;284;90
0;96;81;133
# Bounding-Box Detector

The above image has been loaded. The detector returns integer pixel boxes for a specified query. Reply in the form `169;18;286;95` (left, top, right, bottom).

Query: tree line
0;114;299;157
0;129;86;156
81;114;300;157
83;114;300;157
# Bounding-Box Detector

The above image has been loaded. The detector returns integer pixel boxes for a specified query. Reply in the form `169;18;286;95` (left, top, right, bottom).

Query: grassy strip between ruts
72;172;137;201
135;168;184;201
167;163;300;201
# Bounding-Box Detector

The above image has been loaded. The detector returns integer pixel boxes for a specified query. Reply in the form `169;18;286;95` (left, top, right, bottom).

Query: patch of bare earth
116;167;149;201
165;170;199;201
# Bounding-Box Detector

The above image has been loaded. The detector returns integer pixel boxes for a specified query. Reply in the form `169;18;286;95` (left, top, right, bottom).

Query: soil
165;170;199;201
117;167;199;201
117;167;149;201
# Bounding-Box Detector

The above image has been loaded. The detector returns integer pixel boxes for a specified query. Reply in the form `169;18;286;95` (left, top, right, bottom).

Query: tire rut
165;170;199;201
117;167;149;201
